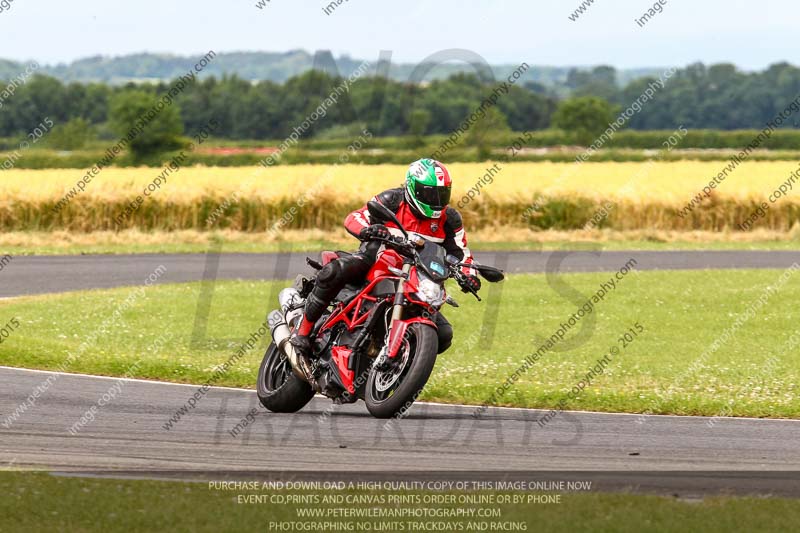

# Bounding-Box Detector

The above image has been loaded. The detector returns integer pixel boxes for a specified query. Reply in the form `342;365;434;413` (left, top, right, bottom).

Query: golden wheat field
1;161;799;232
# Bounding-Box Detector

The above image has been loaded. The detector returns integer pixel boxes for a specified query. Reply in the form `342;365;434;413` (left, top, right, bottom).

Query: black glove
358;224;390;242
461;274;481;293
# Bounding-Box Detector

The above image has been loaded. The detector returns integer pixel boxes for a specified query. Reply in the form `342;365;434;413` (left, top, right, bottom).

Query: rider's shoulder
375;188;404;211
443;206;463;230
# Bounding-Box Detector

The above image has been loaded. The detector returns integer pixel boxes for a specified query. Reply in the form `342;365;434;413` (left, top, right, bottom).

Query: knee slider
437;335;452;354
436;324;453;354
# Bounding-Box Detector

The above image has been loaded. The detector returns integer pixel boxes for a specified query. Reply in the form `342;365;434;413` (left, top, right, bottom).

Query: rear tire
257;342;314;413
365;323;438;419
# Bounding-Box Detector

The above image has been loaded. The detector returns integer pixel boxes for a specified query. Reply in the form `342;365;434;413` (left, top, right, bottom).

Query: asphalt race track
2;250;800;496
1;367;799;496
3;250;800;297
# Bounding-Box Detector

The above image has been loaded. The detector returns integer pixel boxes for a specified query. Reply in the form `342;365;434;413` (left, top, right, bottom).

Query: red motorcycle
257;201;504;418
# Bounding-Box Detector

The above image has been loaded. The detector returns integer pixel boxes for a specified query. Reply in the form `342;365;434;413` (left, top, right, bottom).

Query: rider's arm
344;204;372;238
442;207;477;276
343;188;404;238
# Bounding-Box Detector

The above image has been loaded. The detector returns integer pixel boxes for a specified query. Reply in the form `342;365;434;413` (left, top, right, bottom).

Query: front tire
257;342;314;413
365;323;438;419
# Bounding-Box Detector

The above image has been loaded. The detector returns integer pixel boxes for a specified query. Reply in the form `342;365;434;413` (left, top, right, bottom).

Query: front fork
374;262;411;368
390;262;412;323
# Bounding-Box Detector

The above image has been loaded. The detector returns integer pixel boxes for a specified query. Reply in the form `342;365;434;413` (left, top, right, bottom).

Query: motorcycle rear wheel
257;342;315;413
365;323;438;419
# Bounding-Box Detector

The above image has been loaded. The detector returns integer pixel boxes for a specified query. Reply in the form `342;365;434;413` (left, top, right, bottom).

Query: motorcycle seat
320;250;356;264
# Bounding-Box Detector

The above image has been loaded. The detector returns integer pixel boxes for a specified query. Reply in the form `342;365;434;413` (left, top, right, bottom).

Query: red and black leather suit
300;187;477;354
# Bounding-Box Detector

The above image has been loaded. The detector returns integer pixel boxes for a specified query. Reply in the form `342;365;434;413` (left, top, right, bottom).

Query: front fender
387;317;437;359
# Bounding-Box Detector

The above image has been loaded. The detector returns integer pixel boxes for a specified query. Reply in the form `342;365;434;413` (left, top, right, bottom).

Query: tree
570;66;620;102
109;90;184;161
497;85;555;131
407;109;431;147
466;106;511;159
47;118;93;150
552;97;618;146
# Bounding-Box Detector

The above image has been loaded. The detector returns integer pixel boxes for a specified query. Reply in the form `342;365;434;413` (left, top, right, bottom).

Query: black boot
289;333;313;358
289;316;315;358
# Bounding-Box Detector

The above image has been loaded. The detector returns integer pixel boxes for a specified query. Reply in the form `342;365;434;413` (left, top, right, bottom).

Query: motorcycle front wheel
365;323;438;419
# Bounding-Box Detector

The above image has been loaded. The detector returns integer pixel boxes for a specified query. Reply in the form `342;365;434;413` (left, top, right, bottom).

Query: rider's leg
291;253;373;355
433;312;453;354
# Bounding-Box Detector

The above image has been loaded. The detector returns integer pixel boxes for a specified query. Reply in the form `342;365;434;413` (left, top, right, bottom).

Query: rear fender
387;317;437;359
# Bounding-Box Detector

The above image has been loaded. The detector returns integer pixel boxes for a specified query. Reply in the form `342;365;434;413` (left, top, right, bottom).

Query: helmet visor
416;184;451;210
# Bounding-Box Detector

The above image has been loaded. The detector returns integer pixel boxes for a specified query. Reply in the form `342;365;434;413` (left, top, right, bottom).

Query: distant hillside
0;50;664;89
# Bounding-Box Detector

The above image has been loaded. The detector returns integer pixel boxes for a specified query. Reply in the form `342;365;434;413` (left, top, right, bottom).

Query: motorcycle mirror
445;254;460;266
367;200;408;238
475;264;505;283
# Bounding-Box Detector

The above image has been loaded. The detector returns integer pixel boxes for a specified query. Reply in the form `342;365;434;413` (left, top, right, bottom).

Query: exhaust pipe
268;310;315;385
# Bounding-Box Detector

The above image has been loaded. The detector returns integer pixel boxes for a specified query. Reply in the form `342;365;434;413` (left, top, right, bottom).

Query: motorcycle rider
290;158;481;358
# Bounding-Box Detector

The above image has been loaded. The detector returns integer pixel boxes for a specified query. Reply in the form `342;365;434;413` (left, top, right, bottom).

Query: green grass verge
2;471;799;533
1;269;798;417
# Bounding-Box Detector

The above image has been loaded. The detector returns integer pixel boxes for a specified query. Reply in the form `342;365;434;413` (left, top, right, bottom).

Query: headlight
417;274;445;308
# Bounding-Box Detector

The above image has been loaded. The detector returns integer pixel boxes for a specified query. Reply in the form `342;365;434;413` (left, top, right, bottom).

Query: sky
0;0;795;69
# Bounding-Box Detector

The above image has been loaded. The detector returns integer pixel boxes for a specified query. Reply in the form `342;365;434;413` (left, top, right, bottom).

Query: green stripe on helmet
406;159;439;217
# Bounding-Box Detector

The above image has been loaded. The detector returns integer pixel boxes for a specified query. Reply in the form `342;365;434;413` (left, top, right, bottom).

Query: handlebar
363;233;418;257
363;233;484;300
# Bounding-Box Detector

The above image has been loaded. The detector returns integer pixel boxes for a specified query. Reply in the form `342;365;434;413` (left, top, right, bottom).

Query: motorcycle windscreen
417;240;449;282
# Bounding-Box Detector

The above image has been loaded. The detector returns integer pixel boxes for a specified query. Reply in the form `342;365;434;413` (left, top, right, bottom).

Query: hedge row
2;129;800;169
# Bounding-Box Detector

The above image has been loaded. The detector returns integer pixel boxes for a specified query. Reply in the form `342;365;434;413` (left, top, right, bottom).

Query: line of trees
1;62;800;145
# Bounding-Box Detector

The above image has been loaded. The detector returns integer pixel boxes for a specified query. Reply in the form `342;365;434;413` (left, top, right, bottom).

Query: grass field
2;228;800;255
3;161;800;232
1;269;798;418
3;471;798;533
